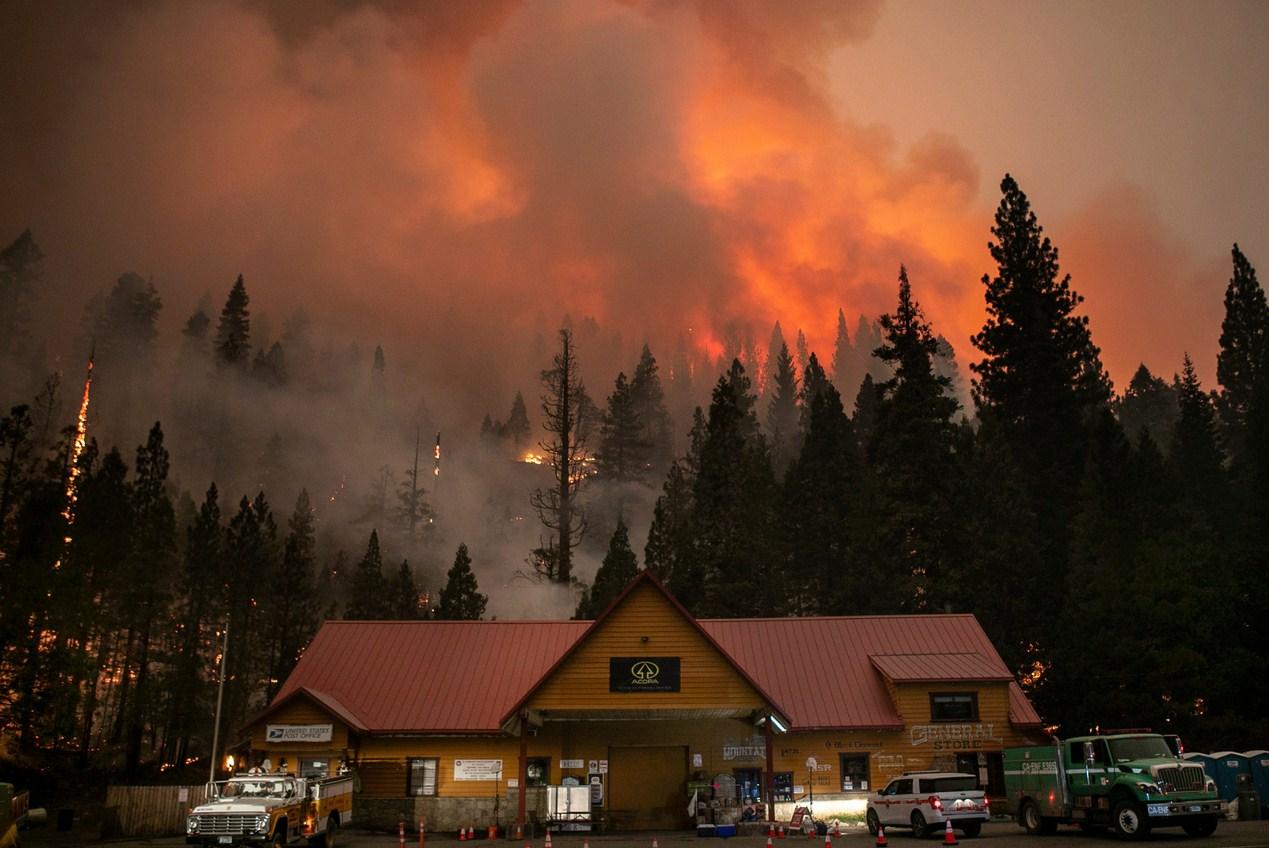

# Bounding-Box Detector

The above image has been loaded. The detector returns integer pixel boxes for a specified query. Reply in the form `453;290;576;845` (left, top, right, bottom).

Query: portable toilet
1246;751;1269;816
1208;752;1251;802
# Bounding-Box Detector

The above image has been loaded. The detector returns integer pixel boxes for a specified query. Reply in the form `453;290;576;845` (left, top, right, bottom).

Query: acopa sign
609;657;680;692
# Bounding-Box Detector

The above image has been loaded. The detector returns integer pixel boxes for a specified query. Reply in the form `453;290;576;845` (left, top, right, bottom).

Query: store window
526;757;550;787
407;758;438;796
930;692;978;721
734;769;762;804
839;754;869;792
773;772;793;802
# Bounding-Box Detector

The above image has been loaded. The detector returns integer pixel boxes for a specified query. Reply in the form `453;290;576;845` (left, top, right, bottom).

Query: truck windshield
1108;737;1172;762
926;777;977;792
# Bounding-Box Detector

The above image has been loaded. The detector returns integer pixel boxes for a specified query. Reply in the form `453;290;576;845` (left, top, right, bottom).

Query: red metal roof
868;652;1014;682
274;620;588;732
267;609;1042;733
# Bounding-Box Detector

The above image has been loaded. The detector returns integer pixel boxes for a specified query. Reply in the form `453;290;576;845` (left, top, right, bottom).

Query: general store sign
454;759;503;780
265;724;332;743
609;657;680;692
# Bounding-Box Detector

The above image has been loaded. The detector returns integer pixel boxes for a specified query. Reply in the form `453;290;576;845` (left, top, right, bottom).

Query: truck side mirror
1083;742;1097;766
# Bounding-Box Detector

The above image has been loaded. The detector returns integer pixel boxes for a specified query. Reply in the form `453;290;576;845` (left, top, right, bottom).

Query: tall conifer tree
437;543;486;620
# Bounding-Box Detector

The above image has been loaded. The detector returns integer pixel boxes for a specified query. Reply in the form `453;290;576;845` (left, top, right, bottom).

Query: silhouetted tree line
0;172;1266;787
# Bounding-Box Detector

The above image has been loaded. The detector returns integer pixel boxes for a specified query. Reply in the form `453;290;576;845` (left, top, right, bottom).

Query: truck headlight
1136;782;1161;795
187;817;200;833
255;816;270;833
1205;779;1216;792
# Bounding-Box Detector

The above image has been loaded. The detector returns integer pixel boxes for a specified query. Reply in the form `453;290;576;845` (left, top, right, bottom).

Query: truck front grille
196;814;254;835
1154;765;1206;793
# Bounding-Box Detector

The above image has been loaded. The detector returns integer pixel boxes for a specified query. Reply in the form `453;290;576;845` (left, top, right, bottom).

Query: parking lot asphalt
18;821;1269;848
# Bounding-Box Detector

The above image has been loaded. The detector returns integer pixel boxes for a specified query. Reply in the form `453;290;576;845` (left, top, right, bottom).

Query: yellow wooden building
245;572;1044;831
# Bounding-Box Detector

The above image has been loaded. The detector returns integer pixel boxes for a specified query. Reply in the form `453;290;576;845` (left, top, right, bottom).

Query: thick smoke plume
0;0;1241;612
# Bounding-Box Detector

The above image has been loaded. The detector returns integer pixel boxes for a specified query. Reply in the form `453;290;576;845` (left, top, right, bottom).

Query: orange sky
1;0;1265;401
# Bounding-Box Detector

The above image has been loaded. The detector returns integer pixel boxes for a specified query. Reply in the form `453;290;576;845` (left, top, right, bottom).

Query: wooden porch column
764;717;775;820
517;712;528;829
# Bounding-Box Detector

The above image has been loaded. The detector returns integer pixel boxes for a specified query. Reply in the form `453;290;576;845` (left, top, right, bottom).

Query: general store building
246;573;1044;831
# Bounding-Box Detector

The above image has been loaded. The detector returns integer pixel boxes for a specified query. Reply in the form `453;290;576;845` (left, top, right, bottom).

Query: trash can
1237;787;1261;820
57;808;74;831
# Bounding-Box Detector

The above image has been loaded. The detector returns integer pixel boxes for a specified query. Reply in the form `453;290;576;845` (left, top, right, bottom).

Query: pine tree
222;492;277;742
765;342;799;477
1216;244;1267;469
531;329;588;583
119;422;177;776
685;360;778;617
1117;364;1178;450
1169;355;1226;517
165;483;223;767
629;345;673;476
830;309;852;390
345;530;388;620
390;560;421;620
798;353;829;434
782;382;854;614
437;543;487;620
868;267;960;611
968;174;1110;691
264;490;320;699
644;461;692;584
576;520;639;619
396;430;434;547
505;391;532;454
214;275;251;369
598;372;648;484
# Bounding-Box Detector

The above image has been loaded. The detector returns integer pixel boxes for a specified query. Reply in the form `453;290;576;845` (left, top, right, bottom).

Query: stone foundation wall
356;789;550;834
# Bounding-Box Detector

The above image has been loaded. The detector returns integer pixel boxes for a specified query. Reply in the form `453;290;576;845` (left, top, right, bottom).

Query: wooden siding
104;785;208;837
245;695;350;776
528;582;765;713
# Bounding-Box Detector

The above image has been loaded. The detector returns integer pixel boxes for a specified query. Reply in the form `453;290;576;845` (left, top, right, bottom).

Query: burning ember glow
55;354;94;570
521;452;545;465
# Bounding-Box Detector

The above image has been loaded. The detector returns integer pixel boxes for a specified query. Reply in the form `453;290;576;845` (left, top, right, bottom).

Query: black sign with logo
609;657;680;692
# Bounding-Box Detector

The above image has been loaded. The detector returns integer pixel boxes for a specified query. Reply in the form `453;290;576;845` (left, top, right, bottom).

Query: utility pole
209;617;230;785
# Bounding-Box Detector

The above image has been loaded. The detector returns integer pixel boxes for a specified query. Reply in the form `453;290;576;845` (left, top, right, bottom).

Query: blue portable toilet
1245;751;1269;815
1184;753;1222;796
1209;752;1251;802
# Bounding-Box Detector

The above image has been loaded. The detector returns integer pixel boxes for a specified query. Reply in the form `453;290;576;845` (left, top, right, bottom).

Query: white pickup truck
186;772;352;848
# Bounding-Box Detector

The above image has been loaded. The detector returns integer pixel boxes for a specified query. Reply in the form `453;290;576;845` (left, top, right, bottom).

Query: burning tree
531;328;588;583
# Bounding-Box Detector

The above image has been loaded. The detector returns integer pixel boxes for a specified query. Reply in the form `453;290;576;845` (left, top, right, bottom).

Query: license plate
218;837;233;844
1147;804;1168;817
1187;805;1201;812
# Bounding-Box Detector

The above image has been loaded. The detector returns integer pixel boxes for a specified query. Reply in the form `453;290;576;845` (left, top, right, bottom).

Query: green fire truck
1004;733;1224;840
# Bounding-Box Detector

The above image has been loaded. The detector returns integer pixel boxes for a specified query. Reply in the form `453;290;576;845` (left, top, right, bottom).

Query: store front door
608;746;691;830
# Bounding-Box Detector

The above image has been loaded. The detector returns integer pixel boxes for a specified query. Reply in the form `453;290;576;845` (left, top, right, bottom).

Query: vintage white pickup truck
186;772;352;848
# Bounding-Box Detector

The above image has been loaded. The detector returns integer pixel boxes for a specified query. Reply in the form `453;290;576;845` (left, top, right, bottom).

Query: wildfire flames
55;354;94;568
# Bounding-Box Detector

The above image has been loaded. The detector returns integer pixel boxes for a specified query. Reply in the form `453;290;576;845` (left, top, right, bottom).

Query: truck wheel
1020;801;1044;835
1111;801;1150;840
866;810;880;836
273;826;286;846
324;817;339;848
911;811;929;839
1181;817;1218;838
961;822;981;838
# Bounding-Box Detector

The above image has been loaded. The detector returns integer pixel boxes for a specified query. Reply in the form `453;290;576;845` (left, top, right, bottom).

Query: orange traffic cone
778;825;785;839
769;824;776;839
652;839;659;848
584;840;590;848
824;833;833;848
767;838;774;848
545;831;553;848
875;825;887;848
807;824;815;840
942;819;959;846
831;822;841;838
459;828;466;842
